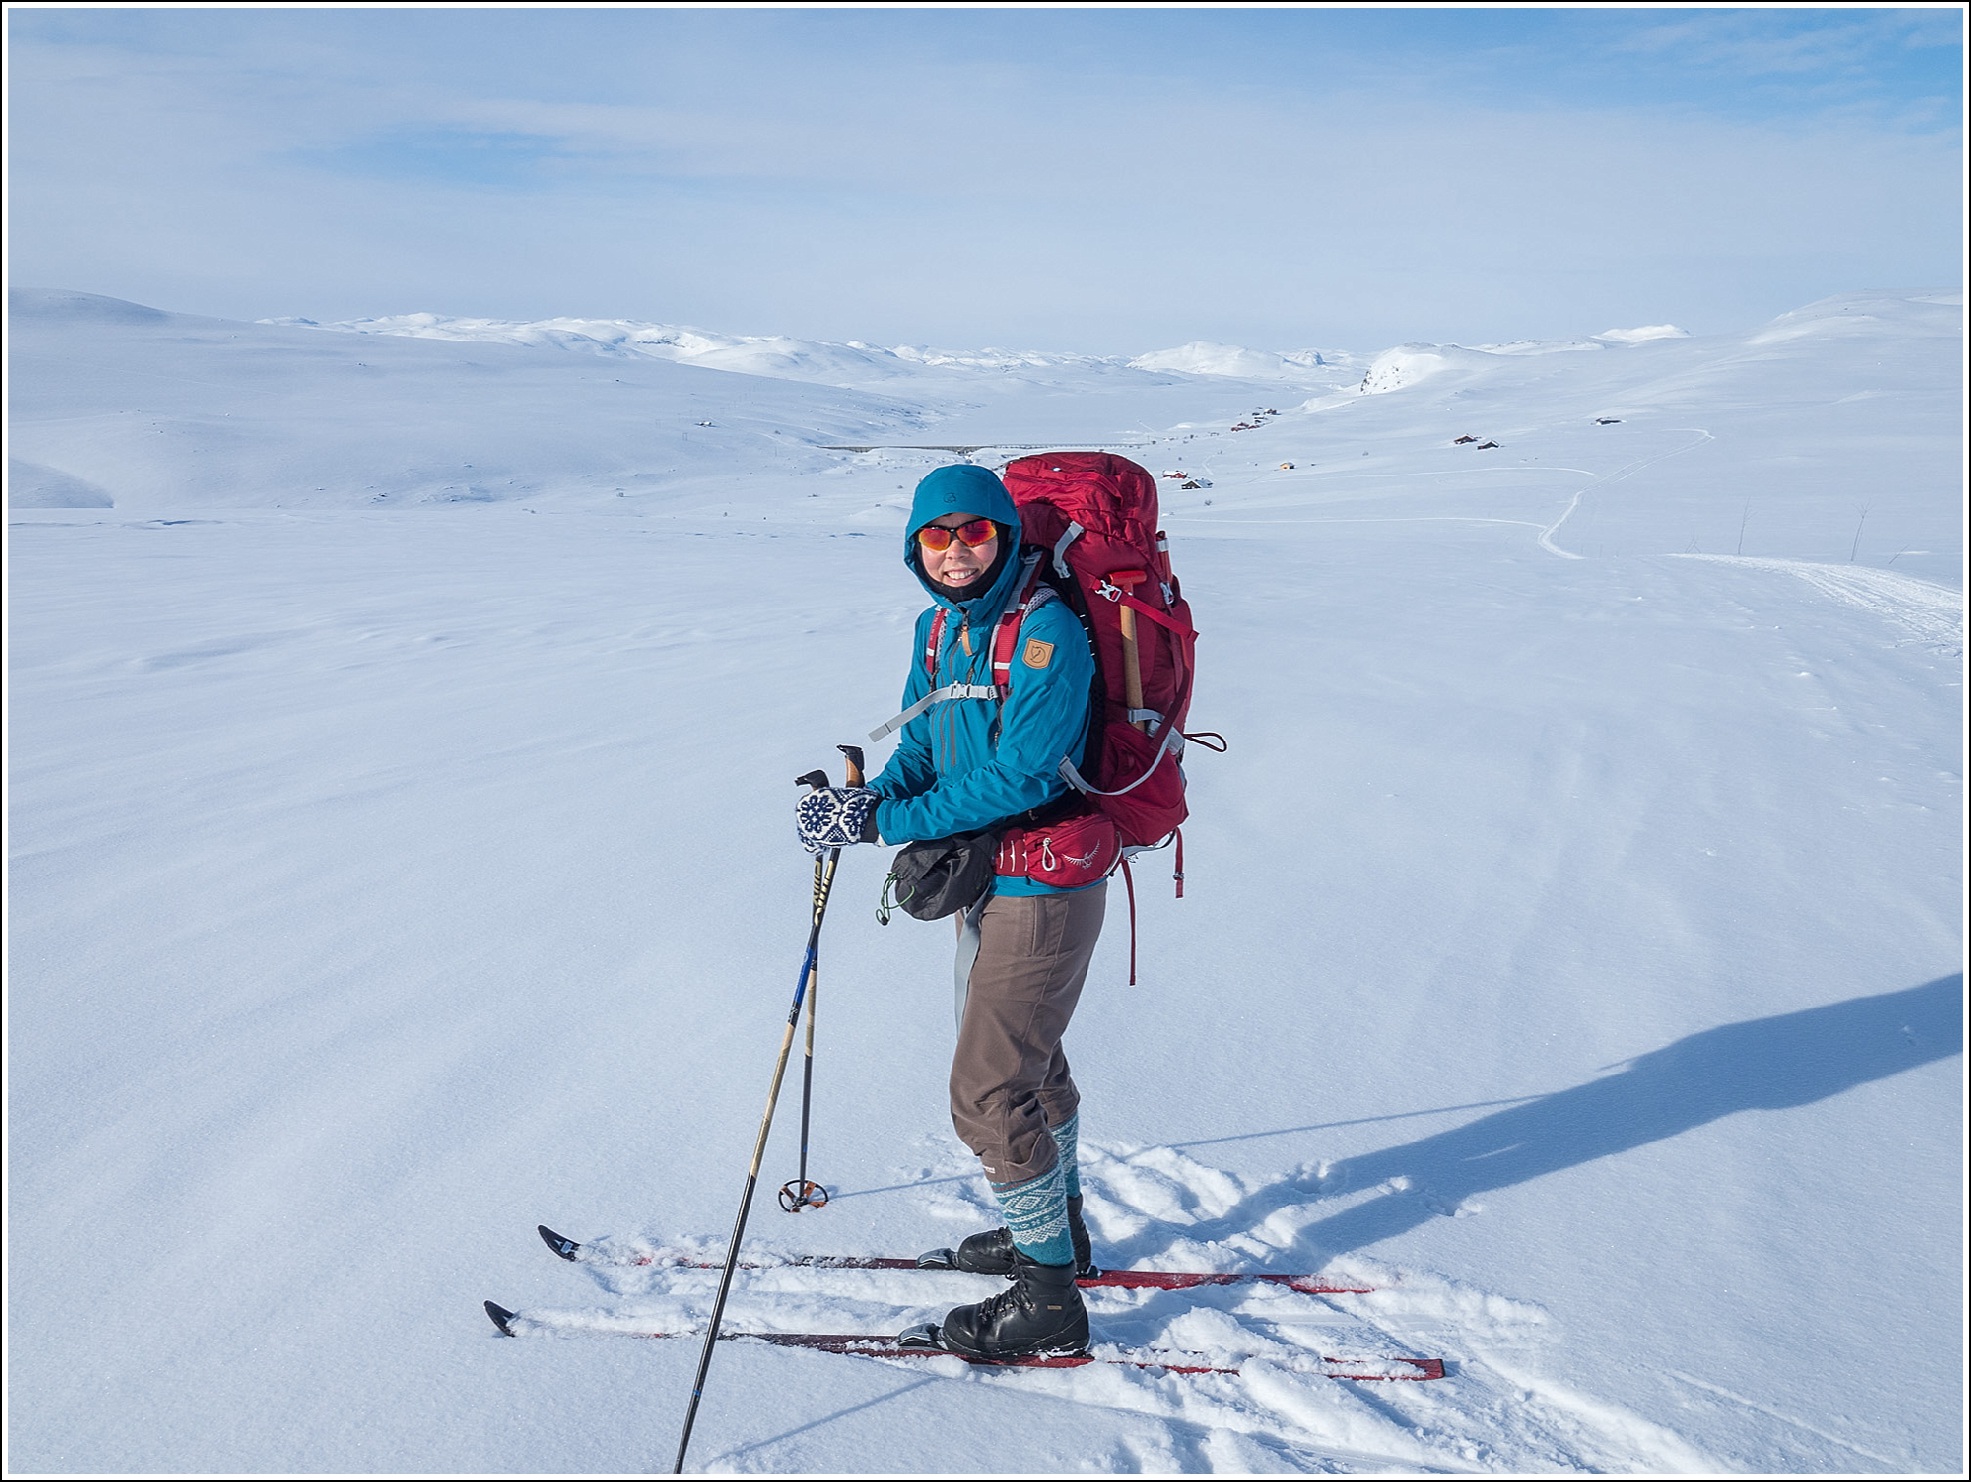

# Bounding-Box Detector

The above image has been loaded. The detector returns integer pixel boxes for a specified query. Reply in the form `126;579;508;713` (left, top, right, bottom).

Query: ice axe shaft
1111;570;1148;732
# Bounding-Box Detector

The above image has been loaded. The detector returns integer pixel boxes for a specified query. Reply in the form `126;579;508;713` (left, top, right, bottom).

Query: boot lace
971;1280;1031;1328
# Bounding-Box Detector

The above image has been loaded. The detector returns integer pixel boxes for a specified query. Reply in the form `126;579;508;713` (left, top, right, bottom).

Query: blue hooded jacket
867;465;1096;895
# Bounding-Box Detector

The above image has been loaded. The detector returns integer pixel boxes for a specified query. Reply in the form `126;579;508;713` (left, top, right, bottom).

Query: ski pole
673;744;863;1474
779;742;862;1214
776;855;832;1213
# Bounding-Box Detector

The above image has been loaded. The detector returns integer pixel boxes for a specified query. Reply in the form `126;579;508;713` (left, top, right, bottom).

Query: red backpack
930;452;1219;978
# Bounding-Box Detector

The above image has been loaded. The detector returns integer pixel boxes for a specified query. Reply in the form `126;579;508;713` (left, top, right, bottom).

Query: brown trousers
948;883;1107;1185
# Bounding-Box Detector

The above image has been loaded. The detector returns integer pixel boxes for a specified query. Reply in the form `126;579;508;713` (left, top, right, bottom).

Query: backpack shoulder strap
924;607;947;679
990;555;1054;696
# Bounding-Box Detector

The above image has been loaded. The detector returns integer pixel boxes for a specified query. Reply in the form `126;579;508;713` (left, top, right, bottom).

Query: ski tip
484;1300;518;1336
537;1225;581;1261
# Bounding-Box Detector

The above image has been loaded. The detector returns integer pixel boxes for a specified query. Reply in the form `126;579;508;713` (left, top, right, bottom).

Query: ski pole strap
869;683;1001;742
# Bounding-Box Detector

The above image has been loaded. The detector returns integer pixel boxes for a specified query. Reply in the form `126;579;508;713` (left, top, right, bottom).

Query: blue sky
7;6;1963;351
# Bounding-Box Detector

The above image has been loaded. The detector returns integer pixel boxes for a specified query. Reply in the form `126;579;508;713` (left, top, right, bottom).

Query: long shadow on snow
1193;976;1961;1261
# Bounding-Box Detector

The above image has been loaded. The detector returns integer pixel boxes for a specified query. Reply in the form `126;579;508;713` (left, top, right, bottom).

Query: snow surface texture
7;286;1963;1474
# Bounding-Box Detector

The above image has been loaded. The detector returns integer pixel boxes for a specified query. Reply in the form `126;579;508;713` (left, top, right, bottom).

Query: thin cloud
7;10;1962;352
1610;8;1962;91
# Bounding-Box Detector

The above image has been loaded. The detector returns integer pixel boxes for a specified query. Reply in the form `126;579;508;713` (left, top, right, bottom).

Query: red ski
483;1301;1442;1380
537;1225;1373;1295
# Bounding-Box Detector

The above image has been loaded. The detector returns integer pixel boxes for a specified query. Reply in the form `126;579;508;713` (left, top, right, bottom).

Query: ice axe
1109;569;1150;732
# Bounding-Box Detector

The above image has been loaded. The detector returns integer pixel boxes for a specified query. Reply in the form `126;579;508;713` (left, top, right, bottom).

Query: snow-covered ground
6;286;1962;1473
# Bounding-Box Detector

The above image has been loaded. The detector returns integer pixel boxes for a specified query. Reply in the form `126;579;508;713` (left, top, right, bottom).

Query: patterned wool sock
989;1157;1073;1267
1050;1114;1082;1200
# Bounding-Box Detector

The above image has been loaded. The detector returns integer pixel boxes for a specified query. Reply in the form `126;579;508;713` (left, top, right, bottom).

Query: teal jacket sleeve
873;600;1092;843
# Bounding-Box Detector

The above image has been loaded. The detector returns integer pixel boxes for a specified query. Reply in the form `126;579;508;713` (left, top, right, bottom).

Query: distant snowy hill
262;309;1120;384
265;309;1365;392
8;282;1961;1474
8;289;924;511
263;307;1694;396
6;290;1366;511
16;287;1960;533
1127;340;1360;382
1596;323;1690;344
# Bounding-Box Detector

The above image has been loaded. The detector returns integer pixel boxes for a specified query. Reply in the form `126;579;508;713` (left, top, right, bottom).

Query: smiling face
918;512;1001;590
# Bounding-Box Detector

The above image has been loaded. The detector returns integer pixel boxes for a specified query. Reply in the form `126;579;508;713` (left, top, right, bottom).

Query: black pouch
878;829;1001;922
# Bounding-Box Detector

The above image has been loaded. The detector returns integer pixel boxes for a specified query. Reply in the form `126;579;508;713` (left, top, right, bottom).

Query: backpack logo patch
1022;637;1055;669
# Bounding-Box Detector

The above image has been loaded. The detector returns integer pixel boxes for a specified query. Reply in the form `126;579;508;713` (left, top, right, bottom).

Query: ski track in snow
1663;1370;1904;1469
1677;554;1965;651
1539;429;1715;560
526;1142;1717;1474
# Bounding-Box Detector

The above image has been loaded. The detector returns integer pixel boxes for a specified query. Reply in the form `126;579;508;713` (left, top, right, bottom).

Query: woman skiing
795;462;1105;1359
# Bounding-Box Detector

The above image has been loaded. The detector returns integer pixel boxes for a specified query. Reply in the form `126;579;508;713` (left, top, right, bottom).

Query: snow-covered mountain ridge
260;305;1709;394
259;307;1368;389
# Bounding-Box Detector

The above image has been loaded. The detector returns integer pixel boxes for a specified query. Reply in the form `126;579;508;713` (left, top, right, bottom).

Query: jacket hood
903;465;1025;620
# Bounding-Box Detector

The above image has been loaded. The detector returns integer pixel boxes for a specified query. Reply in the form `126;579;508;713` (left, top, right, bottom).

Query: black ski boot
937;1250;1089;1360
920;1195;1098;1277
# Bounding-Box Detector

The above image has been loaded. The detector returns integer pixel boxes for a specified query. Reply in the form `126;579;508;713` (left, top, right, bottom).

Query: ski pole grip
837;744;865;787
795;769;830;792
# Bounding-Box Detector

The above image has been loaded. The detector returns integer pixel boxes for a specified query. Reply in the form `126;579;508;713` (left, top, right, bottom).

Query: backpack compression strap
1058;581;1200;799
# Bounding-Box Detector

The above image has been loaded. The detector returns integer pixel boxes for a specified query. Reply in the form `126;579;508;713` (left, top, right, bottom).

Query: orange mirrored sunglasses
916;517;999;553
